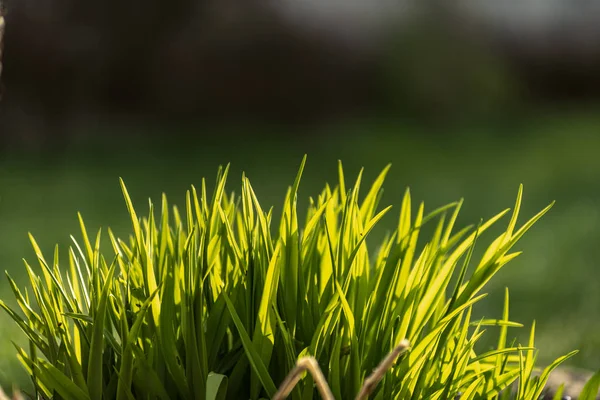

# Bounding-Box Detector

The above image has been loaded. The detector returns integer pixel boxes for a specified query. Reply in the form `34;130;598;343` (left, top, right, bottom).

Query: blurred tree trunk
0;4;5;99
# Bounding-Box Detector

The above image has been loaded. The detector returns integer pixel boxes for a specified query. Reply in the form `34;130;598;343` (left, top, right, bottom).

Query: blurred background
1;0;600;390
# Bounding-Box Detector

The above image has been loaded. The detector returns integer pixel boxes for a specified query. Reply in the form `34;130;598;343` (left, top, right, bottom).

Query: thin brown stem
272;339;411;400
273;356;335;400
0;387;24;400
355;339;411;400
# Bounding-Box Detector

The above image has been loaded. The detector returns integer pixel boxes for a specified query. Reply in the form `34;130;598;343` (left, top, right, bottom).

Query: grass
0;154;592;399
0;113;599;394
1;149;599;399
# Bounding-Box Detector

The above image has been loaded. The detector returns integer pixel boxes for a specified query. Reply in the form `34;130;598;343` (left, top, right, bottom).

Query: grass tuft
0;158;596;399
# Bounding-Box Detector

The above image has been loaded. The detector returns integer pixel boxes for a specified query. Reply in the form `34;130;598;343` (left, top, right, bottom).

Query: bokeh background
1;0;600;390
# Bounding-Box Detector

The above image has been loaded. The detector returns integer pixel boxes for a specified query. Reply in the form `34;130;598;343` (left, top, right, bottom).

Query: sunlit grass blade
529;350;579;400
116;286;161;400
223;293;278;398
251;242;282;398
578;368;600;400
14;345;90;400
87;260;117;400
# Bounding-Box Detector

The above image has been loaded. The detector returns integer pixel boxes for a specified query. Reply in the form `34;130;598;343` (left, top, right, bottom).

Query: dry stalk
355;339;411;400
272;356;335;400
0;386;24;400
273;339;411;400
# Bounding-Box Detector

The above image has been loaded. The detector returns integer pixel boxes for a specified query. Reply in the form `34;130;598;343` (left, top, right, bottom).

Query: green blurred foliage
378;13;522;123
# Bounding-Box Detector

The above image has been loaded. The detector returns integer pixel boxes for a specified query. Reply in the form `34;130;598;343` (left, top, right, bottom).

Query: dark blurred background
1;0;600;389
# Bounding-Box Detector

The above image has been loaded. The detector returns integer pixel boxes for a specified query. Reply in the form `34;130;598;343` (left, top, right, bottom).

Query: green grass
0;113;599;393
1;154;595;399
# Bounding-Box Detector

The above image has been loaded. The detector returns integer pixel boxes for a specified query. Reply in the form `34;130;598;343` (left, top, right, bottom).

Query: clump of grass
0;156;598;399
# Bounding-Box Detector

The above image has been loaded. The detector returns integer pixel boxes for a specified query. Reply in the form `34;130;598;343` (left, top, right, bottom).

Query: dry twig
355;339;411;400
273;356;335;400
0;386;24;400
273;339;411;400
